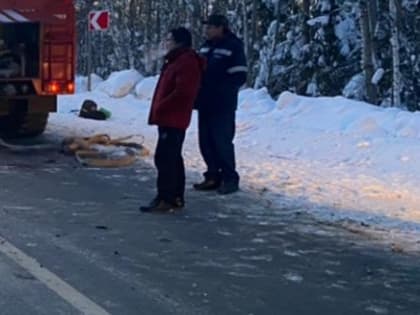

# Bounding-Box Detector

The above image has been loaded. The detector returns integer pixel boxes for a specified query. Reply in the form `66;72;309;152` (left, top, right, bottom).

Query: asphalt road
0;137;419;315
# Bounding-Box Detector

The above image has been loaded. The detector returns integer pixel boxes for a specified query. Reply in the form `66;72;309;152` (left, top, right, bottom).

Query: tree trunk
153;0;162;74
390;0;402;107
302;0;311;43
359;0;377;104
367;0;379;68
267;0;282;83
144;0;152;74
242;0;249;57
247;0;258;85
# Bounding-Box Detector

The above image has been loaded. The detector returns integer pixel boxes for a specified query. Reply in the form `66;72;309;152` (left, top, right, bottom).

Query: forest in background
75;0;420;110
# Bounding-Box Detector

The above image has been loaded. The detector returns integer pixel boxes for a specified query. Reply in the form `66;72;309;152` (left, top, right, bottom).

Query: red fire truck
0;0;75;137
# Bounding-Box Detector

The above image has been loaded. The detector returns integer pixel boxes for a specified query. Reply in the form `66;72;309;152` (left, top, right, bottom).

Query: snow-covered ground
51;71;420;251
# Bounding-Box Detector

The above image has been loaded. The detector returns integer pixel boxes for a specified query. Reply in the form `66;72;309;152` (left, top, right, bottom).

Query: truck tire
0;112;49;138
19;112;49;137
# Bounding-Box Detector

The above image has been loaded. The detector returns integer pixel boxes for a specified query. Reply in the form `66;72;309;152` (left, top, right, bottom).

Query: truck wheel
19;113;49;137
0;112;49;138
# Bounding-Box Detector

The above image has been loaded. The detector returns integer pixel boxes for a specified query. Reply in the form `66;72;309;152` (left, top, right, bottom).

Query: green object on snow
99;107;112;119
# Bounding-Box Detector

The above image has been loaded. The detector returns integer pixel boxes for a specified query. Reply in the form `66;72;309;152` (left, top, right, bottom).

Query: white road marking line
0;236;112;315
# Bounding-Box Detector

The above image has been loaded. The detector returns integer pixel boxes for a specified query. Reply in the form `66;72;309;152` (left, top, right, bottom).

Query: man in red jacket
140;27;205;213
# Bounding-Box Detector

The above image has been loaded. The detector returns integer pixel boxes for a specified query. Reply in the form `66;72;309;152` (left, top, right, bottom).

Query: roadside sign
87;10;110;91
89;10;110;31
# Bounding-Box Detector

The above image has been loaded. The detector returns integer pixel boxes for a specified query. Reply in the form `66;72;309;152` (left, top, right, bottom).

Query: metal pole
87;17;92;92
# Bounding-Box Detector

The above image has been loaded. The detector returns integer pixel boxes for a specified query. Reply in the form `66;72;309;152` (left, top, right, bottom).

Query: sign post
87;11;110;91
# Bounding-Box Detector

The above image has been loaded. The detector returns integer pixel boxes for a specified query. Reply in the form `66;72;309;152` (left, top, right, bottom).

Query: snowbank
238;88;276;115
135;76;159;100
96;69;143;98
277;91;420;138
51;73;420;251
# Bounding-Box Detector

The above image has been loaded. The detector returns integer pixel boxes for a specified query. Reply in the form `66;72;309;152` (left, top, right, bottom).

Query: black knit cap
170;27;192;47
202;14;229;28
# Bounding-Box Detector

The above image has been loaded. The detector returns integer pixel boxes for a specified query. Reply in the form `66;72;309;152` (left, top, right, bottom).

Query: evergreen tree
73;0;420;111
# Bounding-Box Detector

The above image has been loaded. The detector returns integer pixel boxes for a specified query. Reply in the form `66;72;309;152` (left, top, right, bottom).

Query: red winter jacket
148;47;205;130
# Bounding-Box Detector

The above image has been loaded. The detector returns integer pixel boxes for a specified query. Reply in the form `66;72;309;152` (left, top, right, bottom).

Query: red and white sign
89;11;110;31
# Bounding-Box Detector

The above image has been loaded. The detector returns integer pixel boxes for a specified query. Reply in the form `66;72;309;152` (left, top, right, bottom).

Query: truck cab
0;0;75;137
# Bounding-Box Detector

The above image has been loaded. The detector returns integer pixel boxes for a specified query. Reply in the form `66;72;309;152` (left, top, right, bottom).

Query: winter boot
174;197;185;209
140;199;175;213
217;182;239;195
193;179;221;191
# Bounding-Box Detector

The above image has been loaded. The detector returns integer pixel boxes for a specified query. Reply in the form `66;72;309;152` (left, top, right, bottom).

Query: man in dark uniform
194;14;247;195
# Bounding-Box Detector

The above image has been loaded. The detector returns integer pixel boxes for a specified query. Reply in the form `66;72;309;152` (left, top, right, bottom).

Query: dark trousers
198;111;239;184
154;127;186;203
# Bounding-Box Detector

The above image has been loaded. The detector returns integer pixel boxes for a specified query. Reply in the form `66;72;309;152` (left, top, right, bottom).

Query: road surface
0;137;419;315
